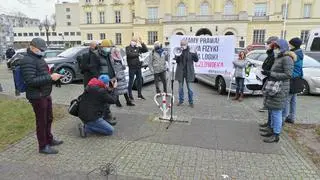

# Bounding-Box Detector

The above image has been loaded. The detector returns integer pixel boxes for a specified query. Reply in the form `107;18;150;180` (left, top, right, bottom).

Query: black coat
82;49;100;87
20;48;52;100
78;86;117;123
174;47;199;82
125;43;148;69
262;49;275;71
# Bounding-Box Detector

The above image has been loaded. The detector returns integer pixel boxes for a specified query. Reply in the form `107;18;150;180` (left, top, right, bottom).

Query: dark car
46;46;89;84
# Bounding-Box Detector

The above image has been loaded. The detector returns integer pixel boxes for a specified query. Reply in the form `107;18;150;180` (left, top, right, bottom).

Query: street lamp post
282;0;289;39
38;15;56;46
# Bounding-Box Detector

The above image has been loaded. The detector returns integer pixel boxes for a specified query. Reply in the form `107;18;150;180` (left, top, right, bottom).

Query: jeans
85;118;114;136
128;67;142;97
29;96;53;150
154;71;167;93
268;109;282;134
178;78;193;104
282;94;297;121
235;77;245;94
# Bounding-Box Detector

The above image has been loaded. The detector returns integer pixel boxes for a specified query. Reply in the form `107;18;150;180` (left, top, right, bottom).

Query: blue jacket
292;49;304;78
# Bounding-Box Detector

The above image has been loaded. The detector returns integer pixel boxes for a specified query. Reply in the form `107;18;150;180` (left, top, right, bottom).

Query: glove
261;70;271;77
55;79;62;88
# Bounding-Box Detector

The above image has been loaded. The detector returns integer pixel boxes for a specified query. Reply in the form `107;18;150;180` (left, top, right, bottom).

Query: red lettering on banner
196;61;225;68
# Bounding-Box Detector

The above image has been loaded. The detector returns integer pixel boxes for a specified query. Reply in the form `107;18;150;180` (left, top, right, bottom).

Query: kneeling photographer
78;75;118;137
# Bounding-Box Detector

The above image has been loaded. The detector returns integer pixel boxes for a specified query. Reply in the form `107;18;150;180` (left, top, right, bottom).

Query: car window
45;52;59;58
58;47;86;58
303;55;320;68
310;37;320;51
257;53;268;62
247;53;260;59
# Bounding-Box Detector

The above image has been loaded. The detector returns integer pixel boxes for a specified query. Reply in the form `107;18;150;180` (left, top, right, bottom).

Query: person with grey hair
149;41;168;93
174;39;199;108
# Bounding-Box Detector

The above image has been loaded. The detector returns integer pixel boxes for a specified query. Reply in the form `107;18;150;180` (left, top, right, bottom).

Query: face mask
289;44;294;50
102;48;111;53
181;45;187;50
131;41;137;47
273;48;280;58
34;50;45;57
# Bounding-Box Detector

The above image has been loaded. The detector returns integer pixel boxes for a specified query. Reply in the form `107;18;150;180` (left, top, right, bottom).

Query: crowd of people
18;33;305;154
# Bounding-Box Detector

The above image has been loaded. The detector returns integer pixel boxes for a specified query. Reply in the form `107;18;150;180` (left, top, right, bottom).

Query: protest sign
169;35;235;75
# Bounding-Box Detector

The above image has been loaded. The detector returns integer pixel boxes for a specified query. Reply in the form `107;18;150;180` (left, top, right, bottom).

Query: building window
281;30;287;39
70;32;75;36
115;33;122;45
304;4;311;18
14;33;17;36
115;11;121;23
99;11;105;24
87;33;93;40
35;32;39;36
86;0;91;3
18;33;22;36
41;32;45;36
77;32;81;36
66;8;70;12
64;32;69;36
99;0;104;2
29;32;33;36
301;30;310;44
132;12;135;19
254;3;267;16
100;33;106;40
252;29;265;44
224;0;233;15
52;32;57;36
23;33;28;36
47;32;51;36
177;3;186;16
67;15;71;19
148;31;158;45
148;7;158;20
86;12;92;24
67;22;71;26
200;2;209;16
281;4;288;19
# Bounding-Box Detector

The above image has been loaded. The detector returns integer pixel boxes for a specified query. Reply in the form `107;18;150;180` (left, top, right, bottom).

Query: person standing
20;38;64;154
283;37;304;124
126;36;148;100
232;51;248;101
174;39;199;108
110;47;135;107
260;39;294;143
149;41;168;94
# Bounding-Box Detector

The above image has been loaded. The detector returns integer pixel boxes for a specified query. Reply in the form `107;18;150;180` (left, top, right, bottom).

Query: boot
263;134;280;143
39;145;59;155
261;131;273;137
259;122;269;128
124;93;135;106
232;93;240;100
126;101;135;106
238;93;244;102
115;97;122;107
260;127;272;132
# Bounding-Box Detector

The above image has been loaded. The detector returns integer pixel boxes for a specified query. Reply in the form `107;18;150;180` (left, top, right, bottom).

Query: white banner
169;35;235;75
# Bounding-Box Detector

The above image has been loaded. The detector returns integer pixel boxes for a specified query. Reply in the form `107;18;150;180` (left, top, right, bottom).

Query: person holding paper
232;51;248;101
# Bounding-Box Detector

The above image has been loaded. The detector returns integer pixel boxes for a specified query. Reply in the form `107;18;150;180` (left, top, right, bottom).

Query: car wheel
216;77;226;95
132;78;144;90
300;80;310;95
59;68;74;84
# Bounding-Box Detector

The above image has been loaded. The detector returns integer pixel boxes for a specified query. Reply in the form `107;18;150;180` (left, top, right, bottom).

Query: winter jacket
78;78;117;123
149;49;167;74
264;40;294;110
112;58;128;95
98;49;115;78
20;48;52;100
262;49;275;71
291;48;304;78
125;43;148;69
81;49;99;87
174;47;199;82
5;48;15;59
233;59;248;78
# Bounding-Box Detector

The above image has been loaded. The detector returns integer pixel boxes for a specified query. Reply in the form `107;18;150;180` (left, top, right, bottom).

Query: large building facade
79;0;320;47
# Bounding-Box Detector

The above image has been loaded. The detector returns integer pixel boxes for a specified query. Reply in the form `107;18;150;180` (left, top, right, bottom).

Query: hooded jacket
78;78;117;123
290;49;304;78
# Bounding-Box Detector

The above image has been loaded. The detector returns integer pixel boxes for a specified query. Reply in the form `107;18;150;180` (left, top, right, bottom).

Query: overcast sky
0;0;78;20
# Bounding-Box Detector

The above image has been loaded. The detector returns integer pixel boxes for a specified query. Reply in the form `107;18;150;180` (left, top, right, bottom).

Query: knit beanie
289;37;302;48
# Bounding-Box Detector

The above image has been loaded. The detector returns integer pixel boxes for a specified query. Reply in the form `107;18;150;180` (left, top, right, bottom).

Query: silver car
246;50;320;95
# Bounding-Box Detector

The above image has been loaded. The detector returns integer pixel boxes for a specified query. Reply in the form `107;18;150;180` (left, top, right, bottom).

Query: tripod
166;62;189;129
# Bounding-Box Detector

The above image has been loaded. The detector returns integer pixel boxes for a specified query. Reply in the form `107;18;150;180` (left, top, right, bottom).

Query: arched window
200;2;209;16
177;3;186;16
224;0;234;15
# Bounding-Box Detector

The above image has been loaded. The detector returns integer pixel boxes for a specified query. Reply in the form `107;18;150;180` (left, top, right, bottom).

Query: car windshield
235;48;244;54
58;47;84;58
303;55;320;68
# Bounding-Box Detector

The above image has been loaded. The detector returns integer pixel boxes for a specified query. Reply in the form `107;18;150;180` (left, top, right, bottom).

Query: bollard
154;93;174;120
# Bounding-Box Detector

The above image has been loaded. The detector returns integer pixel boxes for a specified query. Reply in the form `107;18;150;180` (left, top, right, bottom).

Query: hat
275;39;289;53
98;74;110;85
30;38;47;51
289;37;302;48
101;39;114;47
266;36;279;45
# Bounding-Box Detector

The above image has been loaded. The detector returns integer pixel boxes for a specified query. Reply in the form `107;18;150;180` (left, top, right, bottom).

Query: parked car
7;49;64;69
245;50;320;95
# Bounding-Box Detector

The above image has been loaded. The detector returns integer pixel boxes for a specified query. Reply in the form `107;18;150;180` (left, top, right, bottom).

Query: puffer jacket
125;43;148;69
20;48;52;100
291;48;304;78
149;49;167;74
78;78;117;123
264;40;294;110
98;49;115;78
233;59;248;78
112;59;128;95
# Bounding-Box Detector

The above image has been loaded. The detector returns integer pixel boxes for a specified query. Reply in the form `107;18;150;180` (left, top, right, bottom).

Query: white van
305;28;320;51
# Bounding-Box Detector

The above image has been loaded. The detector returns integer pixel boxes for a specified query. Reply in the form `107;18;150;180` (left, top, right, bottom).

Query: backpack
12;63;26;96
68;93;83;117
77;53;90;74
